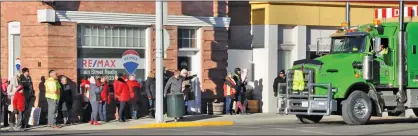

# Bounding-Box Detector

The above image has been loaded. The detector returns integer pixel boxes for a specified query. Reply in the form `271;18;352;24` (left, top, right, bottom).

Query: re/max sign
82;59;116;68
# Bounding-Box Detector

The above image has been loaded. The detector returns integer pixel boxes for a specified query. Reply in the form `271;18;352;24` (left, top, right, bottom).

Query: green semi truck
277;20;418;125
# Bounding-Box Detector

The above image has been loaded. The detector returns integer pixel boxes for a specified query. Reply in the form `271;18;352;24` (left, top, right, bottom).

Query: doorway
8;22;21;78
178;56;192;71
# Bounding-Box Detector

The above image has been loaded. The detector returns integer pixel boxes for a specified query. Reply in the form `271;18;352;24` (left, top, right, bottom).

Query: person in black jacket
232;68;246;115
273;70;287;97
145;72;156;118
59;76;73;125
19;68;35;128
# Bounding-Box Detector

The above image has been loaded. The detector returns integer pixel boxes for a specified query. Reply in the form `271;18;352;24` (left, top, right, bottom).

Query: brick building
1;1;230;108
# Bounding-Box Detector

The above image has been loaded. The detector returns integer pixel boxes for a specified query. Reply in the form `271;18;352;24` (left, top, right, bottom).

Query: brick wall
46;22;77;83
0;2;52;107
201;27;228;100
149;25;179;73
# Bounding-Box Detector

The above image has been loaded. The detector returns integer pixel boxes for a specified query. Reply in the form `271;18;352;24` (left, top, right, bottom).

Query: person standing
115;75;130;122
59;76;72;125
12;85;24;131
163;70;182;120
224;73;237;115
164;70;183;97
19;68;35;128
7;74;20;129
113;74;122;121
99;77;110;122
1;79;9;127
180;69;197;115
45;70;61;128
79;76;90;123
240;69;249;113
232;68;246;115
88;76;102;125
145;72;156;118
127;75;140;120
273;70;287;97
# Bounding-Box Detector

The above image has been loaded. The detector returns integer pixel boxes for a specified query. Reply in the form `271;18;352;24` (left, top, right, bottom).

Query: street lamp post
155;0;164;123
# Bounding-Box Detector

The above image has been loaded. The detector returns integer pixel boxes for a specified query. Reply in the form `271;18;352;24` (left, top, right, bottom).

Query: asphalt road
2;118;418;135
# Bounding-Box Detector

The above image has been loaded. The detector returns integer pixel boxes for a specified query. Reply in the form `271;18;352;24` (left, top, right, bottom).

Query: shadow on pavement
320;118;418;125
166;114;222;122
359;127;418;136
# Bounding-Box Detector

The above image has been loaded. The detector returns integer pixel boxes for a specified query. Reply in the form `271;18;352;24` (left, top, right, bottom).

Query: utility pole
345;2;350;29
155;0;164;123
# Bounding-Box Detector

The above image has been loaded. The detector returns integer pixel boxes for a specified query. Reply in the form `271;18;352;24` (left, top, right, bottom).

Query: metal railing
276;69;336;116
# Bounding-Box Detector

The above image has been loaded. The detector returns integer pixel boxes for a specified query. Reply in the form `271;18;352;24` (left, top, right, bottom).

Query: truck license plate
301;101;308;107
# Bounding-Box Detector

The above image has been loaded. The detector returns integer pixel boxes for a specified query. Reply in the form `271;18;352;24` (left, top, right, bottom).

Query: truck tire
342;91;372;125
296;115;323;124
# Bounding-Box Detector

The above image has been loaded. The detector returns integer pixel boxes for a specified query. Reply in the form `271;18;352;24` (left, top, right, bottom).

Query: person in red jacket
113;74;122;121
115;75;130;122
12;85;24;131
98;77;110;122
127;75;141;120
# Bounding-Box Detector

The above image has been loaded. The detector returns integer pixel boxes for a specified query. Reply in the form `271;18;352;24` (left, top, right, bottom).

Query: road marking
199;130;236;135
272;127;334;135
127;121;234;129
301;127;317;129
164;128;236;135
232;126;262;129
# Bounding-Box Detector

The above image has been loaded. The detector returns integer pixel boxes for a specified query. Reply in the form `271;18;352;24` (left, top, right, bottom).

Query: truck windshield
330;36;366;53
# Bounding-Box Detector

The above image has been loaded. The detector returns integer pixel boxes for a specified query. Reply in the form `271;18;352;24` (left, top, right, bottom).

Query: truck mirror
373;37;381;52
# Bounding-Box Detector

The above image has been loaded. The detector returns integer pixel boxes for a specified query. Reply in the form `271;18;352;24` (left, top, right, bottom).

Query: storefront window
77;24;147;82
78;24;146;48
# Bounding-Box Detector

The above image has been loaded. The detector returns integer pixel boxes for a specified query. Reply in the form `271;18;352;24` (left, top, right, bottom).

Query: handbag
28;107;41;126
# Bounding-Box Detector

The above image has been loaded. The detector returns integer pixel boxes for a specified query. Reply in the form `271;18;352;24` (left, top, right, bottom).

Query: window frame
177;27;198;49
78;24;146;49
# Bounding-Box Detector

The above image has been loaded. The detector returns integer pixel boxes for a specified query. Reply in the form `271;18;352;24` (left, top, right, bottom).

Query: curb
127;121;234;129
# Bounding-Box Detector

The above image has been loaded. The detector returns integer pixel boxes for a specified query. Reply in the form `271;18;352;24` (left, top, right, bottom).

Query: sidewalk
0;113;341;131
1;111;416;131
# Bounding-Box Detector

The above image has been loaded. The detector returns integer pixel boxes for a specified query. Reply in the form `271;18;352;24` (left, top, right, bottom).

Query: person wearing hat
273;70;287;97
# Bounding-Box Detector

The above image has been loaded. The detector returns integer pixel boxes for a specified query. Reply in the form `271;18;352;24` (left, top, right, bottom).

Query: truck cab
277;20;418;125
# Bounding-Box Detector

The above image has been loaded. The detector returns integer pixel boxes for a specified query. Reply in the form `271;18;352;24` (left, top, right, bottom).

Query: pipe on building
398;0;407;103
345;2;350;29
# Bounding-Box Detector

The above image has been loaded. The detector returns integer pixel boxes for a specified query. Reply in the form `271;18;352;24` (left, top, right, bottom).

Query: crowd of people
0;67;198;131
0;66;286;131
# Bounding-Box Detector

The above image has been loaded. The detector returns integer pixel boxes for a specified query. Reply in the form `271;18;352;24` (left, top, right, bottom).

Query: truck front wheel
342;90;372;125
296;115;323;124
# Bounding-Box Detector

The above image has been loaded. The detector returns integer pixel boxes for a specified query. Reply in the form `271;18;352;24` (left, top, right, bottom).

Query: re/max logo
83;59;116;68
123;56;138;61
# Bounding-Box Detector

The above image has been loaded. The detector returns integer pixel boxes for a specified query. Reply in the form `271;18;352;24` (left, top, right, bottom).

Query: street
2;117;418;135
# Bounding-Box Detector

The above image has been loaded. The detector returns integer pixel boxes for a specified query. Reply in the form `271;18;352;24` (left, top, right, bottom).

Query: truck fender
345;82;384;117
365;83;384;117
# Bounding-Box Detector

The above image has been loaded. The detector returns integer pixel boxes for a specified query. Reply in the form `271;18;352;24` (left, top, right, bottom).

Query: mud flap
367;89;384;117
